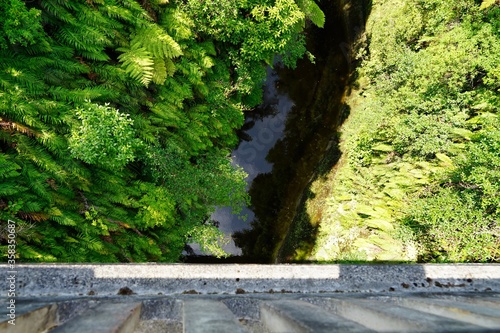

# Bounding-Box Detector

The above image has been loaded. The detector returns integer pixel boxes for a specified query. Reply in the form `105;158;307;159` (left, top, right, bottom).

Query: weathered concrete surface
2;264;500;296
261;300;375;333
183;299;248;333
1;293;500;333
318;298;486;332
0;303;57;333
50;302;142;333
391;297;500;328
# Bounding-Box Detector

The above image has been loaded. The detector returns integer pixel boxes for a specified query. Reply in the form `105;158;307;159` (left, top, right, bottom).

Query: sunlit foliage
0;0;323;262
311;0;500;262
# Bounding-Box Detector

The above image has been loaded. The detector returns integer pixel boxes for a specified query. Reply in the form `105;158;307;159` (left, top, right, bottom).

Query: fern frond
50;215;77;226
131;25;182;59
47;0;80;12
79;5;123;37
0;117;42;138
37;131;67;157
117;46;154;85
151;57;167;85
119;0;153;22
34;100;68;127
47;45;74;60
48;86;106;103
150;102;182;125
101;4;135;21
24;40;53;56
165;58;177;76
161;8;194;41
1;97;45;130
21;200;43;213
27;56;86;76
57;25;110;54
0;155;20;179
16;137;69;182
40;0;76;24
0;180;23;196
79;50;111;62
17;243;52;261
162;78;194;105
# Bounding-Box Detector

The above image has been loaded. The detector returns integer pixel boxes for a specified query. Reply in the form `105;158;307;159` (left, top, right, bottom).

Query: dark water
209;67;295;255
186;1;366;262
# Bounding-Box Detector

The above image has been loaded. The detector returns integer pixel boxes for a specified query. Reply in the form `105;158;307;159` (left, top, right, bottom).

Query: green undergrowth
302;0;500;263
0;0;324;262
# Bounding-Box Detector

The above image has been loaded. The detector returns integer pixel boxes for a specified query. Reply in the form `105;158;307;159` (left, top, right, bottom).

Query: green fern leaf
132;25;182;59
40;0;76;24
152;57;167;85
117;46;154;85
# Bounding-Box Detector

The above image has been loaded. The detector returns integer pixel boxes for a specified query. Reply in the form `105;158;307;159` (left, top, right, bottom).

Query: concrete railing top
3;263;500;297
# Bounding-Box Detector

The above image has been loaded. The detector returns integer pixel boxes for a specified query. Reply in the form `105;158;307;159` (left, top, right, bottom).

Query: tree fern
133;25;182;59
161;8;194;41
151;57;168;84
0;154;20;179
39;0;77;24
58;25;109;53
0;180;20;196
119;24;181;85
117;46;155;85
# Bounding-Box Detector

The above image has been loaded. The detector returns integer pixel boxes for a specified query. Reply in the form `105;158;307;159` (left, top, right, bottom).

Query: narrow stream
186;1;368;263
210;67;295;255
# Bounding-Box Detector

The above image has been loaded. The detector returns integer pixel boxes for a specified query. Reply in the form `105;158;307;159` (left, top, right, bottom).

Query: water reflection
190;8;348;261
186;0;369;262
233;9;349;262
209;67;295;256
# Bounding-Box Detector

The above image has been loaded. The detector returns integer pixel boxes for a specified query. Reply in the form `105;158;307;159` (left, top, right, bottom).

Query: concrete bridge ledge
2;264;500;333
2;263;500;297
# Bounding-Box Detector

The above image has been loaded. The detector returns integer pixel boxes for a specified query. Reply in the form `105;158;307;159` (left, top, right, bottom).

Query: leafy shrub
69;103;139;170
310;0;500;263
405;188;499;262
406;115;500;262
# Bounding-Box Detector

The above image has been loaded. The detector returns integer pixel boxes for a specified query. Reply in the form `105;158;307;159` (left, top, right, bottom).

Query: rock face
338;0;372;48
2;264;500;332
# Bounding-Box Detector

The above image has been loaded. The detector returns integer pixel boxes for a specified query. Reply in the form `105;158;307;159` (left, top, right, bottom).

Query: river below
186;1;361;263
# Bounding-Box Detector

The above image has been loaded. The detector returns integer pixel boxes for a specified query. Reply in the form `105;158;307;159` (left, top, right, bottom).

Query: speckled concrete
2;264;500;297
2;292;500;333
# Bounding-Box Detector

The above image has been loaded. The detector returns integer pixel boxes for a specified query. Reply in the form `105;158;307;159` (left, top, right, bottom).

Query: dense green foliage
0;0;322;262
405;116;500;261
309;0;500;262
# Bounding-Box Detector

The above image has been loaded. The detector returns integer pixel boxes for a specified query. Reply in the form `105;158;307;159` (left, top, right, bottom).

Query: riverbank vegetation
306;0;500;262
0;0;324;262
